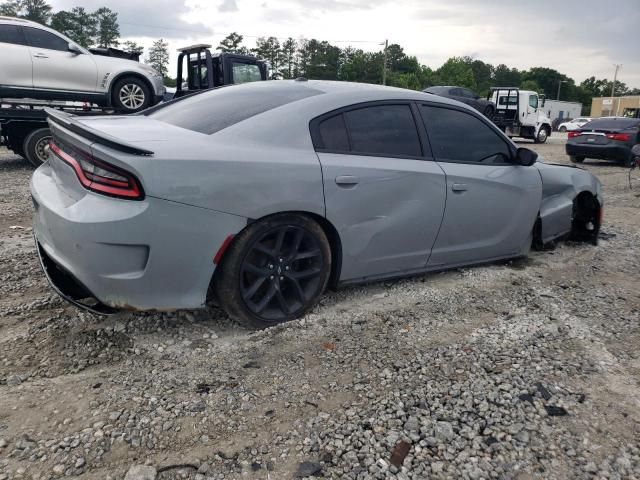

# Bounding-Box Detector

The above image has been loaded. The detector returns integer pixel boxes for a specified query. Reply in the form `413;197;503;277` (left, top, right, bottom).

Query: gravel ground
0;135;639;480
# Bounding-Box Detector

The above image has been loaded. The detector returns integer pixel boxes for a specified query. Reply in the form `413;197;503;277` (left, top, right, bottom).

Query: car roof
0;16;40;26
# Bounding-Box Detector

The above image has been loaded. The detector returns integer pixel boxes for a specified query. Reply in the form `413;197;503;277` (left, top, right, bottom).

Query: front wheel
214;214;332;329
559;126;567;132
483;105;494;118
534;127;549;144
111;76;152;113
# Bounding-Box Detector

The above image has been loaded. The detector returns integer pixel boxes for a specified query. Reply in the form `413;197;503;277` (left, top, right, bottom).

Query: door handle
33;53;49;58
335;175;359;187
451;183;467;192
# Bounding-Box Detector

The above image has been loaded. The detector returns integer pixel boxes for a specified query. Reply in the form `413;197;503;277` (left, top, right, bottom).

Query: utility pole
382;39;388;86
611;64;621;115
556;80;567;100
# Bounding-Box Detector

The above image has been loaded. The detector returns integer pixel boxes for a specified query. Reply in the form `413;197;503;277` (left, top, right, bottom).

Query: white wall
544;100;582;121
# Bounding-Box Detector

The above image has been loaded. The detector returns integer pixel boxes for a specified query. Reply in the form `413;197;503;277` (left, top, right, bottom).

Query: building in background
591;96;640;118
544;100;582;125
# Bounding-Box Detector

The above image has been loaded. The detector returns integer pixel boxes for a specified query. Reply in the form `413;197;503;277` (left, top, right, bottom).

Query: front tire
111;76;152;113
534;126;549;144
569;155;585;163
483;105;494;118
23;128;52;167
214;214;331;329
559;126;567;132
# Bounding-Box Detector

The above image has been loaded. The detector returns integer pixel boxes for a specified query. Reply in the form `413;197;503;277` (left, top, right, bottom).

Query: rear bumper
566;143;630;161
31;163;247;312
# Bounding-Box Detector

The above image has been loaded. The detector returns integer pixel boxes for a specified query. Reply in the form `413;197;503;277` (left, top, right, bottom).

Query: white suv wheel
119;84;146;110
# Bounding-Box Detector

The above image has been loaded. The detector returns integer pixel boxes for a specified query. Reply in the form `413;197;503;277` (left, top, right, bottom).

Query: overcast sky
50;0;640;88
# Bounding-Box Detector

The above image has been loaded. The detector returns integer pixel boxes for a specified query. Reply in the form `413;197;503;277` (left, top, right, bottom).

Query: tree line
2;1;637;111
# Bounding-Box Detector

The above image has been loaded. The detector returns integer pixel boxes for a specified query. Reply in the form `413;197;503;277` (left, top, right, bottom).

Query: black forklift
0;44;267;166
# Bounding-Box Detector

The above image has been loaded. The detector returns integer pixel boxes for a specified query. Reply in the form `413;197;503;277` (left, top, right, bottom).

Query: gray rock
124;465;157;480
6;374;22;386
434;421;454;442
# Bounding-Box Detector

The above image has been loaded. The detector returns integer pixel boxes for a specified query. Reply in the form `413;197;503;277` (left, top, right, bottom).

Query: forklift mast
174;44;267;98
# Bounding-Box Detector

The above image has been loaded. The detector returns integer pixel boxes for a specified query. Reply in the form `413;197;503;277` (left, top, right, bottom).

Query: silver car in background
31;80;603;328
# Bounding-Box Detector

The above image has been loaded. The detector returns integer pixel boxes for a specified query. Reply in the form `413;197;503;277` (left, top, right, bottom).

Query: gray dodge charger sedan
31;80;603;328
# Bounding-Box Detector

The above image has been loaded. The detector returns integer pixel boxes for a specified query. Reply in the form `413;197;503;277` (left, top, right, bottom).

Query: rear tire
559;126;567;132
214;214;331;329
569;155;585;163
483;105;494;118
23;128;52;167
622;153;636;168
111;76;152;113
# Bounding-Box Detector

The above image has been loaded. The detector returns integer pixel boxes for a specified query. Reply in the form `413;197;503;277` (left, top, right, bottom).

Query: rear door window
24;27;68;52
317;114;350;151
0;24;26;45
419;105;512;163
343;104;422;157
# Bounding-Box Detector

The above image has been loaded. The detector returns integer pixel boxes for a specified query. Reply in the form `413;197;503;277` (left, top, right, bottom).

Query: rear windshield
582;118;640;130
147;83;323;134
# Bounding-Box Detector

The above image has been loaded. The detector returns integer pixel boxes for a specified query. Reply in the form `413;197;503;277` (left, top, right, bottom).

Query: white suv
0;16;165;112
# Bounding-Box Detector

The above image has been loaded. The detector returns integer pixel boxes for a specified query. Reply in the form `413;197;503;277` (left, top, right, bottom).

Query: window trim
23;25;69;52
309;100;432;161
0;24;27;46
417;102;516;166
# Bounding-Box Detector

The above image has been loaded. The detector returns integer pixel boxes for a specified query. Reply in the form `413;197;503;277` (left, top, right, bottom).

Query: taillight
568;131;581;138
605;133;631;142
50;140;144;200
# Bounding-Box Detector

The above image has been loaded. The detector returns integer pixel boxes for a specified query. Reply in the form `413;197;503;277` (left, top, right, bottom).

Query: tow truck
0;45;267;167
488;88;553;143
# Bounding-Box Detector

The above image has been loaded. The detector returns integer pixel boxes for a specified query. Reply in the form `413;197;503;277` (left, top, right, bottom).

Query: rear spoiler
44;108;154;156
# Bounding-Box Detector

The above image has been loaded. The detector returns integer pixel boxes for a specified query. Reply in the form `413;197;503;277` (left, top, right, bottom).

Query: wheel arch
207;210;343;304
107;71;154;106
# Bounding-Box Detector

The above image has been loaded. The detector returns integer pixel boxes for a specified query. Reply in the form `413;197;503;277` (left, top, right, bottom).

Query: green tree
281;37;297;79
436;57;475;89
296;39;341;80
253;36;283;79
520;79;541;92
21;0;50;23
50;7;97;47
0;0;22;16
94;7;119;47
122;40;144;56
217;32;248;54
493;64;522;87
146;38;169;77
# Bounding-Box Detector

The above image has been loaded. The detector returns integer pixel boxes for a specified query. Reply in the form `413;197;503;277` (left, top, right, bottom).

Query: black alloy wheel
215;214;331;328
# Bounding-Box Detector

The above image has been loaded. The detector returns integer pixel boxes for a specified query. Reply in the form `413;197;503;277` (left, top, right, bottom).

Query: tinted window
582;118;640;130
450;88;464;97
232;63;262;84
148;83;323;134
343;104;422;157
420;105;511;163
0;24;26;45
24;27;68;51
461;89;476;99
318;114;349;151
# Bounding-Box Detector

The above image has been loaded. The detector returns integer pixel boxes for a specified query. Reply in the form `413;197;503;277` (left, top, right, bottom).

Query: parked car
0;16;165;112
566;116;640;166
423;86;495;116
33;80;603;328
558;117;592;132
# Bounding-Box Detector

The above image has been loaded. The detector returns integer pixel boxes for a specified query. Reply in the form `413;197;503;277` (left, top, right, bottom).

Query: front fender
535;162;602;243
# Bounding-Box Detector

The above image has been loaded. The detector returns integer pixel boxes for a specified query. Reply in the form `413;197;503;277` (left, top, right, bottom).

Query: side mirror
514;147;538;166
68;43;82;54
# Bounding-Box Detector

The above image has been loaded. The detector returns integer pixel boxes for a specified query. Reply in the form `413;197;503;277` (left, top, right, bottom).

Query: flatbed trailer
0;100;113;167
